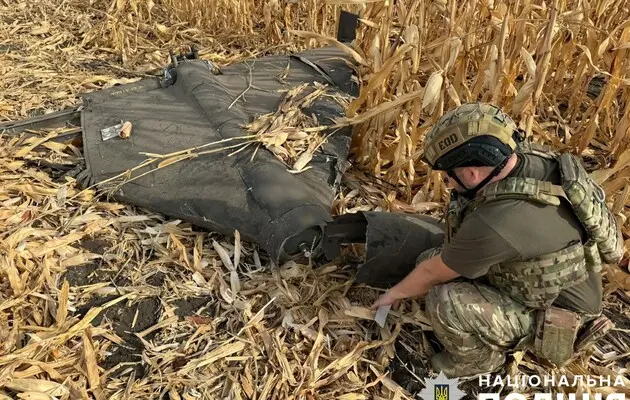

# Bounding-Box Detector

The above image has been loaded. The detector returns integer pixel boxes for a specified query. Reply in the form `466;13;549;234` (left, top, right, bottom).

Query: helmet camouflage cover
422;103;520;170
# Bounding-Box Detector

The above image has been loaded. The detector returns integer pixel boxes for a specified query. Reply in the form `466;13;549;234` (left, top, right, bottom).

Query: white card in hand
374;304;391;327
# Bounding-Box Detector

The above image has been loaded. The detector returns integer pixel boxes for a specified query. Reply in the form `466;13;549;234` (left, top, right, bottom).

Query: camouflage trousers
425;280;536;375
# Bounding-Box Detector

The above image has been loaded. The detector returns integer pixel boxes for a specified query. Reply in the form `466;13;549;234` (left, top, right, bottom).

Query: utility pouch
558;152;624;264
583;240;602;273
534;306;581;366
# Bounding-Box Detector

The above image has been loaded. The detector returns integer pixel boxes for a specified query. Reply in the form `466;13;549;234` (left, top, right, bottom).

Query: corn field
1;0;630;399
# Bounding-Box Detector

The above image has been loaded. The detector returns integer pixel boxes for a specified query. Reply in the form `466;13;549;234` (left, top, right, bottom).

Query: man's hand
371;288;403;309
370;254;460;309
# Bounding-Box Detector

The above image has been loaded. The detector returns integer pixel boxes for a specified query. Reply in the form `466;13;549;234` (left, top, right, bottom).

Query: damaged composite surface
76;45;357;265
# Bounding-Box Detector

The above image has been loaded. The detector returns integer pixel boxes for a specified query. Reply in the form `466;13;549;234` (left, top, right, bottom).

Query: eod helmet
422;103;524;196
422;102;521;170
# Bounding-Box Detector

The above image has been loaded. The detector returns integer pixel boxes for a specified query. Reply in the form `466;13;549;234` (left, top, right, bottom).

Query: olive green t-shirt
441;152;603;315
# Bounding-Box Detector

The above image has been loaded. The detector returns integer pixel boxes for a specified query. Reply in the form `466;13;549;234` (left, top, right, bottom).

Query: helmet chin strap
448;157;510;199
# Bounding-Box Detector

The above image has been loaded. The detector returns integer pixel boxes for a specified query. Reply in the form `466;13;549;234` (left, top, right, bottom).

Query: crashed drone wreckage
1;37;446;287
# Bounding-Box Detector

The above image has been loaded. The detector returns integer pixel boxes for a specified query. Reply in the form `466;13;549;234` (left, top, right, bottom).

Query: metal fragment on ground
100;123;122;141
375;304;391;328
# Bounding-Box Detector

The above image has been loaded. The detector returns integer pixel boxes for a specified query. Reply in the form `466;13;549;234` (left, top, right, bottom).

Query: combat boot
574;315;614;352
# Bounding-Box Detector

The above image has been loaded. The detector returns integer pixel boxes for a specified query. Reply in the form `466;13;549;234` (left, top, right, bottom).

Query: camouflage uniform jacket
444;143;624;310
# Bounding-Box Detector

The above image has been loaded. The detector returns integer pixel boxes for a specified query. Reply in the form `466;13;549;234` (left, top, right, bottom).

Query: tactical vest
445;143;624;310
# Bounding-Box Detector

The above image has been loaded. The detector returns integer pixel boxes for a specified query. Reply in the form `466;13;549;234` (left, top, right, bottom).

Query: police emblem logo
419;372;466;400
435;383;449;400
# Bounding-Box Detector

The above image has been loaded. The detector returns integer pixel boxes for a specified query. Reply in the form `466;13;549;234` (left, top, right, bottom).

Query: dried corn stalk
245;82;352;172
